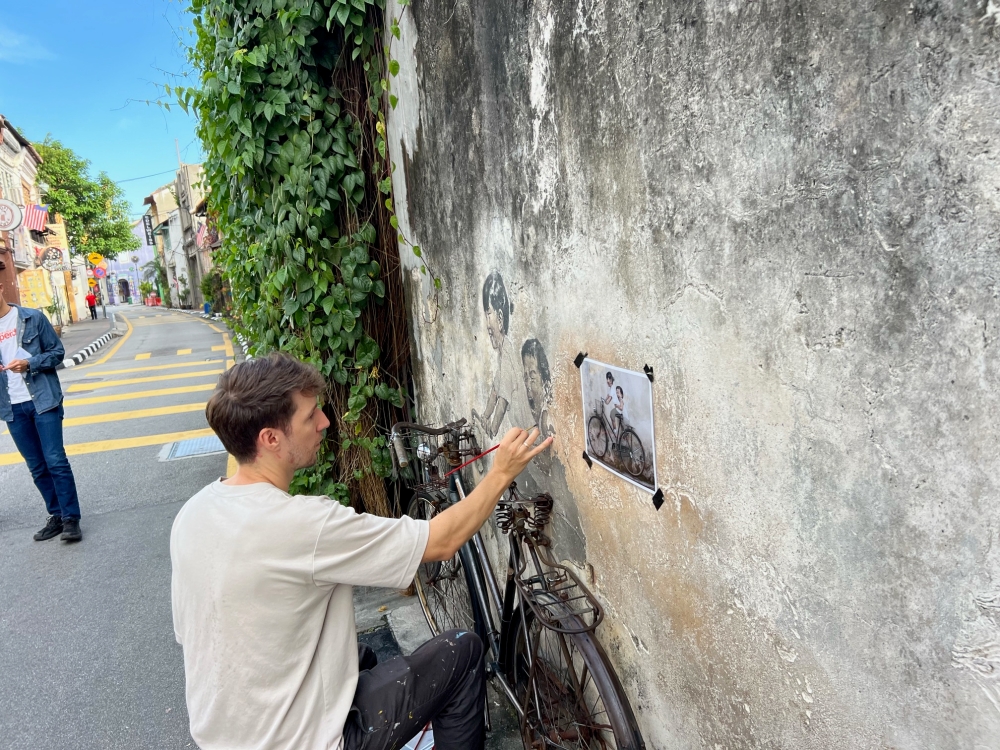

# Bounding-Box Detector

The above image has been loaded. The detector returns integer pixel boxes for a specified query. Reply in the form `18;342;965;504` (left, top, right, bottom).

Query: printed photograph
580;358;657;493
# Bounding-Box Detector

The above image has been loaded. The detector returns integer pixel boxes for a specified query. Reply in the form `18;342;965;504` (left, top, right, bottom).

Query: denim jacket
0;305;65;422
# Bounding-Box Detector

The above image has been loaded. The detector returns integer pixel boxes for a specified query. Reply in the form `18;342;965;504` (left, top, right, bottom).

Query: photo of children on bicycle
580;358;657;493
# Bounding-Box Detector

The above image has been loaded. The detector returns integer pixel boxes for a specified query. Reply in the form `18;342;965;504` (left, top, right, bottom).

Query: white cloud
0;25;55;64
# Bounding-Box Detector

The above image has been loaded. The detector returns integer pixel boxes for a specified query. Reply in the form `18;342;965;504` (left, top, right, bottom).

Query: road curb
59;314;119;370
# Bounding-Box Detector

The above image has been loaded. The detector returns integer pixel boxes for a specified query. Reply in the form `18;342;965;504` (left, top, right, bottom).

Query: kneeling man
171;352;551;750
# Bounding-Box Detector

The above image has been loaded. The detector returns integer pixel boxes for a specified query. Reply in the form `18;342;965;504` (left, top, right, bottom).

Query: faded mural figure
521;337;555;474
472;271;521;439
521;338;555;439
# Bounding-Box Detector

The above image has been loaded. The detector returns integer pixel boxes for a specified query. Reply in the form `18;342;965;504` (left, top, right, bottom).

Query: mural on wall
521;337;555;473
472;271;525;439
580;358;657;493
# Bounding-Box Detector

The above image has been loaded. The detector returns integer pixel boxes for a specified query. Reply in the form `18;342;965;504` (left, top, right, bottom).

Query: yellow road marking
90;360;223;376
65;383;217;406
177;348;192;355
226;454;238;477
91;313;133;366
208;324;223;333
135;353;151;360
66;368;224;392
223;333;234;358
63;403;206;427
226;358;234;370
0;428;216;466
212;344;226;351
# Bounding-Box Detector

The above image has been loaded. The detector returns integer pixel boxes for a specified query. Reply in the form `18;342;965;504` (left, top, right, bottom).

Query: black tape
643;364;654;383
582;451;592;469
574;352;588;369
652;488;664;510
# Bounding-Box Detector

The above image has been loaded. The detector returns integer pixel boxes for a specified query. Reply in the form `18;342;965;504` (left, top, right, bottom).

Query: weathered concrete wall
387;1;1000;746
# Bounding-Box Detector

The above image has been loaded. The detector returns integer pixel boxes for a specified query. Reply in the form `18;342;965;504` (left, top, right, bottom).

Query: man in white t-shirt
171;352;551;750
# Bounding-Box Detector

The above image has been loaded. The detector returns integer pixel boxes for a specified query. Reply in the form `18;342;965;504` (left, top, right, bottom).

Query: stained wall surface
387;1;1000;746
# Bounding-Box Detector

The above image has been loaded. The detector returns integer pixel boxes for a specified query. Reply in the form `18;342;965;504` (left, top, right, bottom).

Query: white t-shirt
170;481;429;750
0;307;31;405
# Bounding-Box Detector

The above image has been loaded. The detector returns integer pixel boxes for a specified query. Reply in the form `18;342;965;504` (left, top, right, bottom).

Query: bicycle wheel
503;598;645;749
587;416;608;459
619;429;645;478
406;491;479;635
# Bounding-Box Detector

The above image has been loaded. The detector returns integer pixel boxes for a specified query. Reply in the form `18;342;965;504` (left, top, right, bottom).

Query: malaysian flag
23;204;49;232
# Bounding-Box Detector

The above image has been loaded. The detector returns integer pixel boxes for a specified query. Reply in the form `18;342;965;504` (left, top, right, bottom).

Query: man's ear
257;426;283;456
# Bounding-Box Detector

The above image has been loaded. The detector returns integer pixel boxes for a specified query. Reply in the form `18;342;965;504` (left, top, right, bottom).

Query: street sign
93;267;107;279
86;268;95;278
88;278;98;288
142;214;155;246
97;260;108;270
87;252;104;265
0;199;22;231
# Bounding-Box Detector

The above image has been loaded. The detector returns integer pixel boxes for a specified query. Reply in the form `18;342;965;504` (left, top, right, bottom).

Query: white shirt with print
0;307;31;405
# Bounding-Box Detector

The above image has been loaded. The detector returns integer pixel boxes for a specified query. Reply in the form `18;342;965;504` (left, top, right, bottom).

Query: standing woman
0;261;83;543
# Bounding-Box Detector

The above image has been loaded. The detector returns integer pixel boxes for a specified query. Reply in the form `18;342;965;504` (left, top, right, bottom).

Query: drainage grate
161;435;227;461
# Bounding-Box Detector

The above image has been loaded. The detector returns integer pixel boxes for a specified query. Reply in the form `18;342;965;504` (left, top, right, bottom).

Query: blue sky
0;1;203;218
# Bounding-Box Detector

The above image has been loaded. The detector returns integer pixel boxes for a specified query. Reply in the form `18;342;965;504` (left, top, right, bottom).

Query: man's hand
422;426;554;563
0;359;29;373
492;427;553;483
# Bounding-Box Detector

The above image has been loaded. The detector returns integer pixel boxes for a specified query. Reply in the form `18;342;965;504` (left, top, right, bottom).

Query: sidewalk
58;311;116;359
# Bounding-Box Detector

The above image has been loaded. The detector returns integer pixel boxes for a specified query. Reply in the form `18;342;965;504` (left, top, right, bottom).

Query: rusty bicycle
390;419;645;750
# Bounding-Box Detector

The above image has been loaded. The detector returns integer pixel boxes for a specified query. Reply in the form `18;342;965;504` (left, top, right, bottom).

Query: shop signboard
0;199;22;231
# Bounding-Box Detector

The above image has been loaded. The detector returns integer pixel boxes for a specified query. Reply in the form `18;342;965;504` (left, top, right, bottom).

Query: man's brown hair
206;352;327;463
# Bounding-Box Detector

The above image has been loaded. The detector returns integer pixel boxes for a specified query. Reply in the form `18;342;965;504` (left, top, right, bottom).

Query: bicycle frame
395;419;642;747
448;471;526;714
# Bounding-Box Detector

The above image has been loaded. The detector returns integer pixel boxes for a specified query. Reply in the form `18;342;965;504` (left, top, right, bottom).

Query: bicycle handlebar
390;419;468;436
391;433;409;469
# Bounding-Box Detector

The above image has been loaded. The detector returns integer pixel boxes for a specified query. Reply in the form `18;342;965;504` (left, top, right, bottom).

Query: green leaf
389;94;398;109
388;60;400;76
389;215;398;229
412;245;421;257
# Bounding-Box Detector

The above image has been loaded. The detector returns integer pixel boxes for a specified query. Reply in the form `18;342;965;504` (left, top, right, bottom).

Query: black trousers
343;629;485;750
88;305;97;320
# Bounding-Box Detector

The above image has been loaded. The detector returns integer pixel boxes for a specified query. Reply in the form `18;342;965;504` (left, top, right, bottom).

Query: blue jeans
6;401;81;520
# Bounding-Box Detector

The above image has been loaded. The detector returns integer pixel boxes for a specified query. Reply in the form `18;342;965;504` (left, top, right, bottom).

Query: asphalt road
0;306;230;749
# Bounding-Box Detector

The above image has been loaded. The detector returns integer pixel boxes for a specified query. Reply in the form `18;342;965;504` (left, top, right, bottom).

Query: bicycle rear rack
497;485;605;635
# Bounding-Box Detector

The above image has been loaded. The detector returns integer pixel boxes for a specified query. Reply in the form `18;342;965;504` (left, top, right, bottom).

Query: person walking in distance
172;352;552;750
85;290;97;320
0;261;83;543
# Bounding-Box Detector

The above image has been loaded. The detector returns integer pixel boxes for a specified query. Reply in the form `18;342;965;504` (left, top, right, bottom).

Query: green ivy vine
176;0;417;508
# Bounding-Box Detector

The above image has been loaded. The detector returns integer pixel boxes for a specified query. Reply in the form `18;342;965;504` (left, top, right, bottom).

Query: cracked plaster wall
387;1;1000;747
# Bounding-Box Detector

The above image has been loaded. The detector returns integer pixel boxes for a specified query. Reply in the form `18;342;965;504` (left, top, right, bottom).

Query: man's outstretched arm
423;427;552;563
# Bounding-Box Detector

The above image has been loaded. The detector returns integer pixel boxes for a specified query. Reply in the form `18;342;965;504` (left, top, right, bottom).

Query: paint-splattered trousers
343;629;486;750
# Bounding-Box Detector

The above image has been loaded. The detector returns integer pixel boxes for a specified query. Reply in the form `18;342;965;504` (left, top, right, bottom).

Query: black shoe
34;515;64;541
61;518;82;543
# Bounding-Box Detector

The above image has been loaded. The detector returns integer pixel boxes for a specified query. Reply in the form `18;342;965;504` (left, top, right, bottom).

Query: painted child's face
522;354;546;416
485;305;504;350
606;375;613;387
